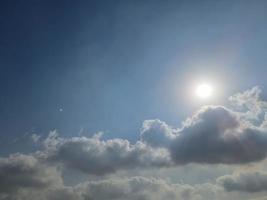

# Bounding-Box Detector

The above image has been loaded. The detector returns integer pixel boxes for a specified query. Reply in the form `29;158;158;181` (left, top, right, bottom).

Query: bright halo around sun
195;83;213;99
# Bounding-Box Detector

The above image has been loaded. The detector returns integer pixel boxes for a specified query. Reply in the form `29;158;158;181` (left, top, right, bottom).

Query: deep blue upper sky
1;0;267;153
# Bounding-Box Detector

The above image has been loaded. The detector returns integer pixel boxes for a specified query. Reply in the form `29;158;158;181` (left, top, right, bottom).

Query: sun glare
195;83;213;99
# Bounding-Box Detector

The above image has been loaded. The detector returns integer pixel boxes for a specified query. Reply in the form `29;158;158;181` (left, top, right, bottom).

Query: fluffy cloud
77;177;222;200
218;171;267;193
78;177;183;200
141;87;267;165
0;153;62;197
170;106;267;164
140;119;176;148
44;131;171;175
36;87;267;175
2;87;267;199
229;86;267;123
0;175;223;200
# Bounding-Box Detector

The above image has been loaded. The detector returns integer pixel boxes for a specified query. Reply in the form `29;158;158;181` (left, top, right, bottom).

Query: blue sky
2;1;267;199
1;0;267;147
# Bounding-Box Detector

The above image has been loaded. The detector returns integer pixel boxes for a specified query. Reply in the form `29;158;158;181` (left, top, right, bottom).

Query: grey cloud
141;119;176;148
0;171;222;200
79;177;180;200
170;106;267;164
0;153;62;194
0;186;80;200
141;88;267;165
44;133;171;175
67;177;222;200
3;87;267;200
77;177;202;200
140;101;267;165
250;197;267;200
218;171;267;193
37;88;267;176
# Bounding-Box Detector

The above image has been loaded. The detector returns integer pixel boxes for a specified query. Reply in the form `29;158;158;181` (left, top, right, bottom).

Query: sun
195;83;213;99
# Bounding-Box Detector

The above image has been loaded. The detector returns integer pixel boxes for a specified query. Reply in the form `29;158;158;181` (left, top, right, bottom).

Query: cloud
33;87;267;176
2;87;267;199
44;131;171;175
218;171;267;193
170;105;267;164
142;87;267;165
78;177;183;200
140;119;176;148
0;174;223;200
229;86;267;126
0;153;62;194
76;177;221;200
31;134;41;143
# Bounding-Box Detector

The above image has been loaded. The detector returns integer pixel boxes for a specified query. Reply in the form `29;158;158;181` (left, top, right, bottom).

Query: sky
1;1;267;200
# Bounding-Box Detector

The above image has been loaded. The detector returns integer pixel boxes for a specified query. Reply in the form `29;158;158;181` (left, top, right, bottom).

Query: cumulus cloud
142;87;267;165
32;87;267;175
3;87;267;199
169;87;267;164
77;177;222;200
218;171;267;193
0;153;62;195
0;175;223;200
78;177;183;200
140;119;176;148
170;106;267;164
44;132;171;175
229;86;267;126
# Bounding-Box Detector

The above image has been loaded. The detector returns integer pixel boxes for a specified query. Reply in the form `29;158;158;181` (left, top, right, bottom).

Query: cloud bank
218;171;267;193
44;131;171;175
0;167;222;200
1;87;267;199
36;87;267;176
